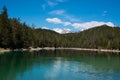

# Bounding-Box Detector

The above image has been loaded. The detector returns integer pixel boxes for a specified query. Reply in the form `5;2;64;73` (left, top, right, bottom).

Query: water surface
0;50;120;80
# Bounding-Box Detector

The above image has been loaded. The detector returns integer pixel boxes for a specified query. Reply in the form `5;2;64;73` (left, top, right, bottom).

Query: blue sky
0;0;120;33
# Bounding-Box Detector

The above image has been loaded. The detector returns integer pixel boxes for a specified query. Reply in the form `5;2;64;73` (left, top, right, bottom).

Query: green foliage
64;25;120;49
0;7;120;49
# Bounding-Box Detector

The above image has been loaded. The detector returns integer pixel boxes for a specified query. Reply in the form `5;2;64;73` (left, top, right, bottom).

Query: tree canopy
0;7;120;49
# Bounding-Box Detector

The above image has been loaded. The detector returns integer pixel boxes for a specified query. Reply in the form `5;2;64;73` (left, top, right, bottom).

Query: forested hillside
64;25;120;49
0;7;120;50
0;6;69;49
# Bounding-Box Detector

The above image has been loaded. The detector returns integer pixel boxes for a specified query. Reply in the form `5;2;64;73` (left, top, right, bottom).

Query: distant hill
34;28;67;47
0;6;120;50
64;25;120;49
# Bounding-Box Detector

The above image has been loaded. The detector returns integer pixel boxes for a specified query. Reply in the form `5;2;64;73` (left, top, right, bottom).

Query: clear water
0;50;120;80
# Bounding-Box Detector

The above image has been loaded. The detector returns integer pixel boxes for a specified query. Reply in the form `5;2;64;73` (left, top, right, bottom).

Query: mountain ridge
0;7;120;50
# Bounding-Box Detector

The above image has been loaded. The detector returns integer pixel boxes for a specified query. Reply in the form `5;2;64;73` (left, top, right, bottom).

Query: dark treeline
0;7;120;49
0;6;68;49
64;25;120;49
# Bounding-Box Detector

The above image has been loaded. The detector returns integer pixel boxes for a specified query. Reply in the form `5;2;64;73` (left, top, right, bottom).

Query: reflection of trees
36;50;120;73
0;50;120;80
53;50;120;73
0;51;54;80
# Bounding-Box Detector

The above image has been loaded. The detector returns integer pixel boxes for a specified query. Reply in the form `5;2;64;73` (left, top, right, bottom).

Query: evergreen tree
0;6;120;50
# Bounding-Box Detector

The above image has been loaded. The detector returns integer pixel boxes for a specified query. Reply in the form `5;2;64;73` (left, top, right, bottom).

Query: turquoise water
0;50;120;80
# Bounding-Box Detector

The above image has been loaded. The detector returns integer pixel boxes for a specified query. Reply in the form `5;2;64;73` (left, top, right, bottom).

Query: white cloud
53;28;71;34
42;0;66;9
49;10;65;15
46;18;115;31
72;21;114;30
49;10;79;22
41;26;49;29
46;18;62;24
40;26;71;34
46;18;71;26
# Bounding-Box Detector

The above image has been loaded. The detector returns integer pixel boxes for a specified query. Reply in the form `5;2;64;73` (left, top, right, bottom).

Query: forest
0;7;120;50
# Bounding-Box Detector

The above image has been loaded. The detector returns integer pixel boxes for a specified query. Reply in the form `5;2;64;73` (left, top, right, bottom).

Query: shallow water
0;50;120;80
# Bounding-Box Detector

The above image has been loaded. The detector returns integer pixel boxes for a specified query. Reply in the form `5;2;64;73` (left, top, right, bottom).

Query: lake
0;50;120;80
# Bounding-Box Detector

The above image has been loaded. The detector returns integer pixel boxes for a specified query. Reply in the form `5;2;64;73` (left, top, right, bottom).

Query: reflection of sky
15;57;120;80
45;57;62;79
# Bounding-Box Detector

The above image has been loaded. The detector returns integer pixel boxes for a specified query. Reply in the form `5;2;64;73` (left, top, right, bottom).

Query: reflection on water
0;50;120;80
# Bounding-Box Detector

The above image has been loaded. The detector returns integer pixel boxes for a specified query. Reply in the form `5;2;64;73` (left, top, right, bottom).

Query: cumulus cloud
72;21;115;30
46;18;62;24
53;28;72;34
46;18;115;31
46;18;71;26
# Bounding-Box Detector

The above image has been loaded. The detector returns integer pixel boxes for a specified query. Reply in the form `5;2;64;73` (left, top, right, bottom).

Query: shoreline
56;48;120;53
0;47;120;54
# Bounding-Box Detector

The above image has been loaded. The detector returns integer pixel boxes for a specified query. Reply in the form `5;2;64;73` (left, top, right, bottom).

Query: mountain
53;28;72;34
0;7;120;50
64;25;120;49
34;28;67;47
